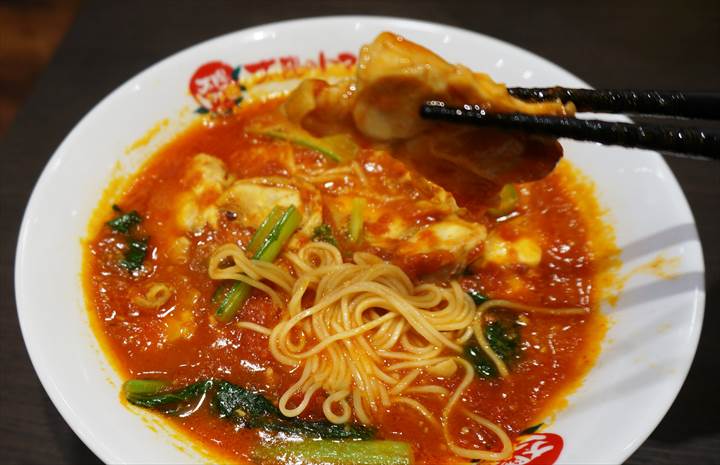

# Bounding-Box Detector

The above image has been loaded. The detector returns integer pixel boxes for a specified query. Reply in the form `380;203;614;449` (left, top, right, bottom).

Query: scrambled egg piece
173;154;322;242
221;179;301;227
396;217;487;262
484;233;543;267
167;237;191;264
165;309;196;342
175;153;232;233
219;176;322;238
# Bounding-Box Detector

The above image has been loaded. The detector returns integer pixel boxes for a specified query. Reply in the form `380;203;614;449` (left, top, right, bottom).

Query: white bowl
15;16;705;465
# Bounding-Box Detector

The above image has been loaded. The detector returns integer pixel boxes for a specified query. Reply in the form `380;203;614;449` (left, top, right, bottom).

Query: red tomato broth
83;98;616;465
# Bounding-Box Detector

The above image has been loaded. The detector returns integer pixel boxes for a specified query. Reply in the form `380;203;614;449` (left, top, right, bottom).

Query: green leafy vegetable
215;205;302;323
125;379;213;414
214;381;374;440
464;319;521;378
519;422;544;435
348;198;366;243
125;379;374;440
312;223;338;246
273;419;374;441
467;289;489;305
253;439;413;465
107;210;142;233
464;343;498;378
485;320;520;361
213;380;280;419
120;238;148;271
107;206;149;271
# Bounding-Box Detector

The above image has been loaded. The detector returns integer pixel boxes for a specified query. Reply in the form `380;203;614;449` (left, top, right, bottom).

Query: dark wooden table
1;1;718;464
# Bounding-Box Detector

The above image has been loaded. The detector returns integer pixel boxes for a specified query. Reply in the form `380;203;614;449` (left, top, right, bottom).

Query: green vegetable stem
215;205;302;323
253;439;414;465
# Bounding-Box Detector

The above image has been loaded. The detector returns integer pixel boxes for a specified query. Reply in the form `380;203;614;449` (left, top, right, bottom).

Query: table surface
1;1;719;464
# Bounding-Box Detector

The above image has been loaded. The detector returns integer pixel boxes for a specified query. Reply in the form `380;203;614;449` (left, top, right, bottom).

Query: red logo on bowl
189;61;238;113
188;52;356;114
499;433;563;465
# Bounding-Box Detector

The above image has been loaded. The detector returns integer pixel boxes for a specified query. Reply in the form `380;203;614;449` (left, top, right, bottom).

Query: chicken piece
394;217;487;276
284;79;356;136
353;32;571;140
353;33;570;207
175;153;232;233
398;127;563;212
283;33;570;209
321;151;484;279
218;177;323;238
327;194;485;279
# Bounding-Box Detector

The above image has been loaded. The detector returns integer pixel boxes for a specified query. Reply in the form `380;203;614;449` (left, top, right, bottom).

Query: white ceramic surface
15;16;705;465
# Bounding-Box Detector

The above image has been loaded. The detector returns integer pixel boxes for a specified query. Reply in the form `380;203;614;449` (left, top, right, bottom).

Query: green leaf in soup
464;319;522;378
126;379;375;440
125;379;213;415
467;289;489;305
120;237;148;271
213;380;282;420
312;223;338;246
213;381;375;440
107;209;142;234
485;320;520;361
464;343;498;378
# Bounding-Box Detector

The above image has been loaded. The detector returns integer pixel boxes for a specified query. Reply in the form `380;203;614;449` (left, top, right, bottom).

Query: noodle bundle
209;241;588;460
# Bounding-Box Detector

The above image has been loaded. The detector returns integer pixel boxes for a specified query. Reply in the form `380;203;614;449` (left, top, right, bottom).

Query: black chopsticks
420;104;719;160
419;89;720;160
507;88;720;120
